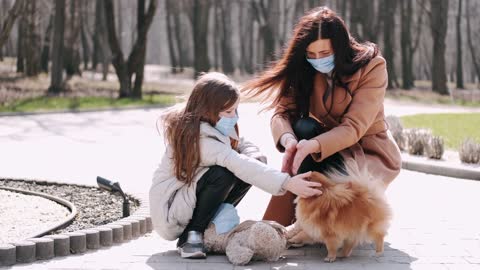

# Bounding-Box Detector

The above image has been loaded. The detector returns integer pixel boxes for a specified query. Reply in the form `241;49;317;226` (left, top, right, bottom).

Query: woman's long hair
161;72;240;185
242;6;378;119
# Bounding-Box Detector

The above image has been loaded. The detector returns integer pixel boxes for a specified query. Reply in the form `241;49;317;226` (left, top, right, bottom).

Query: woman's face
219;98;239;118
306;38;333;59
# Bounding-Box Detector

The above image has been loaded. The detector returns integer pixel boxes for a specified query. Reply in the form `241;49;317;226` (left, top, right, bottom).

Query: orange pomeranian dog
288;163;392;263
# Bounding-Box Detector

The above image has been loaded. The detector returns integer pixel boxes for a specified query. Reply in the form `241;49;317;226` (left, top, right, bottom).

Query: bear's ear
226;240;254;265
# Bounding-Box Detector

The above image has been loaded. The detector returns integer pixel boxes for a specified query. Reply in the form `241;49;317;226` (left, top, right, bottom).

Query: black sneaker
177;231;206;259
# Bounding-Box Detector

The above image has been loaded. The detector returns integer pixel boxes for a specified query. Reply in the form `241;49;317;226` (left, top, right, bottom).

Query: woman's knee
293;117;325;140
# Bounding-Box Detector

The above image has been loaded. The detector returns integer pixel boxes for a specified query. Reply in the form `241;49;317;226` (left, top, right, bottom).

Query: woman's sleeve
271;94;297;152
311;57;388;162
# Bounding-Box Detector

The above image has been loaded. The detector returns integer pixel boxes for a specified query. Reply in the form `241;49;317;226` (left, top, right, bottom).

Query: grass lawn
0;94;178;113
400;113;480;149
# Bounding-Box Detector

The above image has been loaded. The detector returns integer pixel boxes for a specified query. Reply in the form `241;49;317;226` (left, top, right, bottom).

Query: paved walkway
1;102;480;269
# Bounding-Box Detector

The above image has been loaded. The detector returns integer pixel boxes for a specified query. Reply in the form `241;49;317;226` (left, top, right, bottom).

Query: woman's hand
284;171;322;198
281;137;298;175
292;139;320;175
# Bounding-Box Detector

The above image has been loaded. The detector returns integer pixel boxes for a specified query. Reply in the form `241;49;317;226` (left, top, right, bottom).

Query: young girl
149;72;322;259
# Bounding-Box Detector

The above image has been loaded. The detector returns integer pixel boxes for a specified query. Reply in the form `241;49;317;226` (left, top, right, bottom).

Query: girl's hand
284;171;322;198
292;139;320;175
281;137;298;175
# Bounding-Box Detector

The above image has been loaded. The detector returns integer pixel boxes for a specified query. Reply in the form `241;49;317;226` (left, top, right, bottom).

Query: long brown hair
162;72;240;185
242;6;378;119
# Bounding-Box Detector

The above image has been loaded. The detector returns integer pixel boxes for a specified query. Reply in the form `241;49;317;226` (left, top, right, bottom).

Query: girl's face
306;38;333;59
219;98;240;118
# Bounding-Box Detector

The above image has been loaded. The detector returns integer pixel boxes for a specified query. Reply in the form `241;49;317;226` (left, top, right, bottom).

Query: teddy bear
203;219;288;265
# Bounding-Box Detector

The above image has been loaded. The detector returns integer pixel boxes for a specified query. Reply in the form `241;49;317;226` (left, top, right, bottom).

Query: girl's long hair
161;72;239;185
242;6;378;119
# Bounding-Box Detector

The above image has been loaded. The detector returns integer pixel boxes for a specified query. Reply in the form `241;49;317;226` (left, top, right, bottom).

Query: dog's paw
324;256;336;263
375;251;384;257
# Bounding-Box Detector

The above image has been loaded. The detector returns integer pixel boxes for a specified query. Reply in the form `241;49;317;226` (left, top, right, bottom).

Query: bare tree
400;0;423;89
16;14;25;73
430;0;449;95
185;0;211;77
48;0;66;94
251;0;276;67
349;0;382;43
239;1;254;74
166;0;179;73
41;14;54;72
383;0;398;89
0;0;25;49
64;0;82;77
466;0;480;84
103;0;158;98
456;0;465;89
220;1;234;74
24;0;41;76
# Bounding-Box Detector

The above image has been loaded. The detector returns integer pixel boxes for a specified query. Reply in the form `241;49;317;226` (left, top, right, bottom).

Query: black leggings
178;166;251;243
294;117;348;175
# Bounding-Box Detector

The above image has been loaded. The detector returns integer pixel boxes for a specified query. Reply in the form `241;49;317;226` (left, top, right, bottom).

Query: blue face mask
215;113;239;137
306;54;335;73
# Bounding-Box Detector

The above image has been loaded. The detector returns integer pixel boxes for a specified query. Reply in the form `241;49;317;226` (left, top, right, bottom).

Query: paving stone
79;229;100;250
13;241;36;263
113;221;133;241
43;234;70;257
66;232;87;254
0;244;16;266
26;238;54;260
96;227;113;247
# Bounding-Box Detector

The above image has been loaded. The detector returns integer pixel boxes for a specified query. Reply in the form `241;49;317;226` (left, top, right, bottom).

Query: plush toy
204;220;288;265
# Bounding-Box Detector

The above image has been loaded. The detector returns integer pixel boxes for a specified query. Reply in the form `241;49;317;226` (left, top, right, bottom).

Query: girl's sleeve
236;137;267;164
200;137;289;196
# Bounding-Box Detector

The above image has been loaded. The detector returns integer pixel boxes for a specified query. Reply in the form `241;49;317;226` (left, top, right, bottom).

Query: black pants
294;117;348;176
178;165;251;245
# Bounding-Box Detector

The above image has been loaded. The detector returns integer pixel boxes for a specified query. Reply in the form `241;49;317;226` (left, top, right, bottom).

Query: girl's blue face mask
306;54;335;73
215;111;239;137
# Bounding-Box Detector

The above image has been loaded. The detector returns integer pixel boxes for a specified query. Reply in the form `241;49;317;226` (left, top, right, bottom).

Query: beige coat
149;122;290;240
271;56;402;185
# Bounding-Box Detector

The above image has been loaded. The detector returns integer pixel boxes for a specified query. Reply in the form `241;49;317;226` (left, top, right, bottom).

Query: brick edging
0;179;152;267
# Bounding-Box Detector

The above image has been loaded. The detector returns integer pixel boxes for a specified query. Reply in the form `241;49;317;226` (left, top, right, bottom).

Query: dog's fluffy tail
322;157;386;194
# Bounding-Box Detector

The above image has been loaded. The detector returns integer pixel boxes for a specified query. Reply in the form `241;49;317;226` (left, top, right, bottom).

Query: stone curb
401;154;480;181
0;180;152;267
0;104;172;118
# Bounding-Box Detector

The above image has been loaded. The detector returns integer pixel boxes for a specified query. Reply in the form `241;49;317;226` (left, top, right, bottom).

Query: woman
243;7;402;227
149;72;321;259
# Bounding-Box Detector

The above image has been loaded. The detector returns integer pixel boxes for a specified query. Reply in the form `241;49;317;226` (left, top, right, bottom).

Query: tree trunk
48;0;66;94
64;0;82;78
213;1;220;71
92;0;102;70
456;0;465;89
0;0;25;49
191;0;211;78
220;1;234;74
41;14;54;73
24;0;41;77
165;0;178;73
80;1;91;70
383;0;398;89
466;0;480;82
430;0;449;95
400;0;413;89
239;1;254;74
16;15;25;73
104;0;157;98
172;0;184;72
